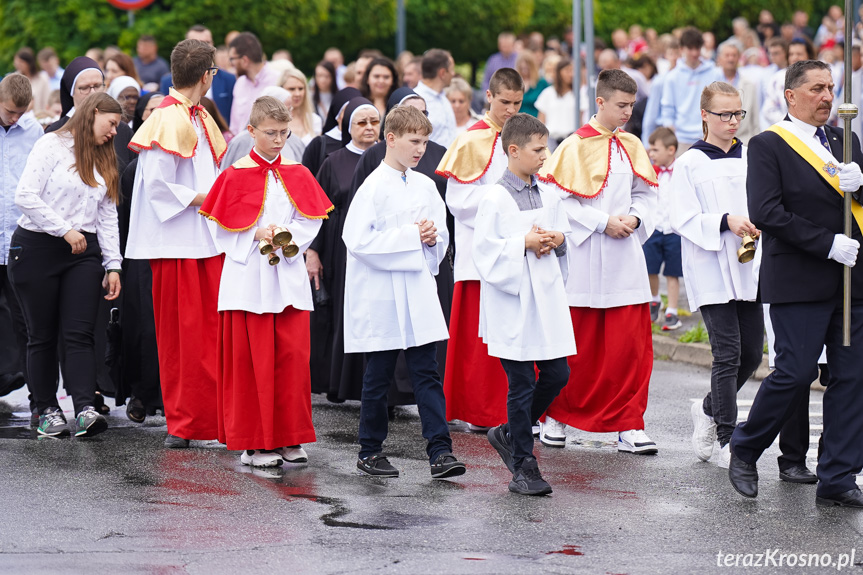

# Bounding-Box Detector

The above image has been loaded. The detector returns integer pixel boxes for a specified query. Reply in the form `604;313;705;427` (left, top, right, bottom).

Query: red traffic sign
107;0;156;9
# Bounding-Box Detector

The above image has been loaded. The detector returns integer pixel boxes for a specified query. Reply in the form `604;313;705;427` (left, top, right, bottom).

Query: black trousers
500;357;570;471
0;264;28;379
732;295;863;497
8;228;104;415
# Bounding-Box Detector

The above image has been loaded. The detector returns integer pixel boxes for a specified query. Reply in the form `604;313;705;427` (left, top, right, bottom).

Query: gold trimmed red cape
539;117;657;198
199;149;333;232
436;114;502;183
129;88;227;166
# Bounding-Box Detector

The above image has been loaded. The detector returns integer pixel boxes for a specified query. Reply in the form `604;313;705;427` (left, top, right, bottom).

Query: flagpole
839;0;858;346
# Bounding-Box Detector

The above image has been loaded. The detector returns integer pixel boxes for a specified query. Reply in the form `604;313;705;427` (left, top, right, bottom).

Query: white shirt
760;67;787;131
126;120;221;259
445;137;509;282
654;163;674;234
553;136;656;308
342;162;449;353
213;154;322;313
415;80;457;148
535;86;576;140
15;132;121;270
670;146;756;311
473;184;576;361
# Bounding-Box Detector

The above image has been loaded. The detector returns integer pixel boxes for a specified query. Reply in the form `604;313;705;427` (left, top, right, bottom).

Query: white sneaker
690;401;717;462
540;416;567;447
618;429;658;454
467;423;492;433
716;443;730;468
275;445;308;463
240;450;284;468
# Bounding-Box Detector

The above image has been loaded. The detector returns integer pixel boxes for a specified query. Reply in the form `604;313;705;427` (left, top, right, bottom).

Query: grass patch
679;321;710;344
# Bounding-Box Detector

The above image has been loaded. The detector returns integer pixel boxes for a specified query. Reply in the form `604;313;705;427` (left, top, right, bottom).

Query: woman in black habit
345;87;455;406
307;97;380;402
301;87;360;178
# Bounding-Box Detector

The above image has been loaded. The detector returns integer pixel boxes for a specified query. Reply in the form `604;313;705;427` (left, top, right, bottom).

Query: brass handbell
258;238;275;255
282;241;299;258
737;232;756;263
267;252;281;266
271;227;293;247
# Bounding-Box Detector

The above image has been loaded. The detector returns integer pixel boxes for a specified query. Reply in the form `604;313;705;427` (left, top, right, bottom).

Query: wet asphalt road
0;360;861;575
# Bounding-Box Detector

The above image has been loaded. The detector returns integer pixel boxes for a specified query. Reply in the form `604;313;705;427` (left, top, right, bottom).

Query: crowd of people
2;5;863;503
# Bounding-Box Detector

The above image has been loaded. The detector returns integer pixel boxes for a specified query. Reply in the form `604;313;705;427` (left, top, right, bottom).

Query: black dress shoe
728;450;758;498
816;488;863;508
0;372;26;397
779;465;818;484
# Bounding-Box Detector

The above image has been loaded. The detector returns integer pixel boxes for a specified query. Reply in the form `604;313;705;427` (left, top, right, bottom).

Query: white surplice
444;138;508;282
212;168;322;314
473;184;576;361
342;163;449;353
670;145;756;311
126;120;220;259
552;137;656;308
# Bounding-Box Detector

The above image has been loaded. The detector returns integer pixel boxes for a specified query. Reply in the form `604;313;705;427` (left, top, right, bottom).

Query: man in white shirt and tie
414;49;457;148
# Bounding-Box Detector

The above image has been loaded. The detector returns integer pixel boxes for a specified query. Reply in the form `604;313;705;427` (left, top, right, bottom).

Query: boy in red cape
200;96;333;467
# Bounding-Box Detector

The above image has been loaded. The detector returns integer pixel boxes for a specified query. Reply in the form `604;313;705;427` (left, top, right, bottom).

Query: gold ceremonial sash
767;124;863;234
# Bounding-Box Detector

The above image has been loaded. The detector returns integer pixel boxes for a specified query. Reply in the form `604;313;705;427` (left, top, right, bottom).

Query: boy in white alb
477;114;575;496
435;68;525;431
538;69;659;454
127;39;226;448
200;97;333;468
344;106;466;480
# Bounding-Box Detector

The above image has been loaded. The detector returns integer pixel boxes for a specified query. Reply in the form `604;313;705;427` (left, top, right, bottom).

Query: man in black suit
729;60;863;507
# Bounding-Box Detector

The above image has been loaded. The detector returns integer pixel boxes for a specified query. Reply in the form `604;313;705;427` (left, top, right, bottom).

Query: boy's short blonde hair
384;105;432;138
249;96;291;127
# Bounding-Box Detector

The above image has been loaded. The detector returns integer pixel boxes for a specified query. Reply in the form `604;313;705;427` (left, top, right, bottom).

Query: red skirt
150;256;222;440
218;307;316;451
546;304;653;432
443;280;509;427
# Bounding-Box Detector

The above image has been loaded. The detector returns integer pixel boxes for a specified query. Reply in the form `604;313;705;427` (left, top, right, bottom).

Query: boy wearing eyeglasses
537;69;660;456
199;96;332;468
343;105;466;480
127;39;227;449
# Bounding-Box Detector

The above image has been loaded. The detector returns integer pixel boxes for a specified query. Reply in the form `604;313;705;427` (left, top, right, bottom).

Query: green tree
594;0;725;39
527;0;573;38
405;0;534;81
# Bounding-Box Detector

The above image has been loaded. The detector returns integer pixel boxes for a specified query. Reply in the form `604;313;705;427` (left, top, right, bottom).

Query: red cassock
545;304;653;432
218;309;316;451
150;256;223;440
443;280;509;427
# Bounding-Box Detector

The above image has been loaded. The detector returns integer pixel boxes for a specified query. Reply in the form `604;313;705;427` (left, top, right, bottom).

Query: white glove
838;162;863;193
828;233;860;267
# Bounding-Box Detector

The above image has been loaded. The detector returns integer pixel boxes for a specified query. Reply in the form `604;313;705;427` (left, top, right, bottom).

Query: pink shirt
229;63;281;135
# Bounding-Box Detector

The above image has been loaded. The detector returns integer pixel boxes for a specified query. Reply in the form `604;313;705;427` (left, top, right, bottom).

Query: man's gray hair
784;60;831;92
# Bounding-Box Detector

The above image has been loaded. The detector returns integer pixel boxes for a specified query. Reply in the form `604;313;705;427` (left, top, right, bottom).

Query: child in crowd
476;113;575;496
538;69;659;454
200;96;333;467
343;106;465;479
645;127;683;330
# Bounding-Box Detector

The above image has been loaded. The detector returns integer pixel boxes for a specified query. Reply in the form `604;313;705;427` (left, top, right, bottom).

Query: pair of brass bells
737;232;756;263
259;227;299;266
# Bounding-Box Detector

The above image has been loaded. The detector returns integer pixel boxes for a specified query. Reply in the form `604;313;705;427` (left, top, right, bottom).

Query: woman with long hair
105;53;142;88
516;52;549;117
313;60;338;120
282;68;322;146
535;59;575;150
13;47;51;115
360;57;398;119
10;92;123;438
670;82;762;468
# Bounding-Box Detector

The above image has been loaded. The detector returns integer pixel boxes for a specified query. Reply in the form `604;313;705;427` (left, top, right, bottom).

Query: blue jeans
358;342;452;463
500;357;570;470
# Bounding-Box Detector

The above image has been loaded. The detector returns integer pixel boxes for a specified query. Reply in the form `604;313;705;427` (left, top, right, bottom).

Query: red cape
200;149;333;231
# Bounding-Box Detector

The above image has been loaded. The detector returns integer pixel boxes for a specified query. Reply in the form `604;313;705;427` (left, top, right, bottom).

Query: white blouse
15;132;122;270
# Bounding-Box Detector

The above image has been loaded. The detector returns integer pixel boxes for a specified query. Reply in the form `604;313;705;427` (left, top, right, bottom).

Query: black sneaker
74;406;108;438
357;454;399;477
36;407;70;438
431;453;466;479
662;313;682;331
649;301;661;323
487;425;515;474
126;397;146;423
164;434;190;448
509;457;552;496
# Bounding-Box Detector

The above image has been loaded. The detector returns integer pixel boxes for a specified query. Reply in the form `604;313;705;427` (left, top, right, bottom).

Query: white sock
666;307;678;316
652;294;661;303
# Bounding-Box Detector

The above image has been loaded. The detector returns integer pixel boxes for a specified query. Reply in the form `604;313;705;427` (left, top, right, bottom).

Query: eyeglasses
704;109;747;122
252;127;291;141
117;94;139;103
354;118;381;127
208;66;219;76
77;83;106;95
